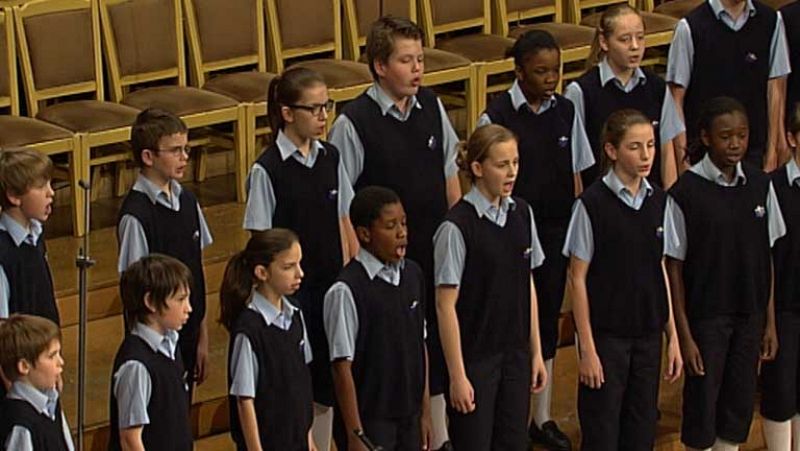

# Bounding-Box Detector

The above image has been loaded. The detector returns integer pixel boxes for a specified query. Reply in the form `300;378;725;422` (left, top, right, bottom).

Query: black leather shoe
434;441;454;451
529;421;572;451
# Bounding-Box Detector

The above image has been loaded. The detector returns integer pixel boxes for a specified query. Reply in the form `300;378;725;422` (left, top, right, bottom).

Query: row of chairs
0;0;678;238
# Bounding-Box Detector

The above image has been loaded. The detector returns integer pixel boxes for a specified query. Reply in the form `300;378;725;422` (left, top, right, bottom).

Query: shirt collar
693;153;748;186
0;212;42;247
708;0;757;19
599;58;647;91
131;322;179;360
602;168;654;198
463;186;516;219
275;129;325;166
132;173;183;206
787;159;800;187
367;82;423;117
508;80;557;114
354;248;404;285
8;381;59;420
248;290;298;327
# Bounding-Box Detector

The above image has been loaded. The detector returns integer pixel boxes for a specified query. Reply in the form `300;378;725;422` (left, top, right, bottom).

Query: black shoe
434;441;454;451
529;421;572;451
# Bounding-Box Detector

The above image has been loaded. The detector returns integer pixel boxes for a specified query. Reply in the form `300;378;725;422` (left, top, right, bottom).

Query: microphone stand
75;179;95;451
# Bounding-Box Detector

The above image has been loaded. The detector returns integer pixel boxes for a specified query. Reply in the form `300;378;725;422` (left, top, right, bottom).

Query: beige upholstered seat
652;0;703;17
581;10;677;33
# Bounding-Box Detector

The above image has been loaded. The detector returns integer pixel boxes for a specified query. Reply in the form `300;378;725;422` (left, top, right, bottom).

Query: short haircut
349;186;402;231
0;147;53;209
365;16;424;81
0;314;61;381
120;254;193;330
130;108;188;167
506;29;560;68
789;101;800;135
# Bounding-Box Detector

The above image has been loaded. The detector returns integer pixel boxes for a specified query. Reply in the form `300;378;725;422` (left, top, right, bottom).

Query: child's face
261;241;304;297
375;37;424;100
361;202;407;264
472;139;519;200
605;123;655;180
145;132;190;182
151;284;192;333
515;48;560;104
9;179;54;223
22;339;63;392
702;111;749;170
284;82;329;140
600;13;645;72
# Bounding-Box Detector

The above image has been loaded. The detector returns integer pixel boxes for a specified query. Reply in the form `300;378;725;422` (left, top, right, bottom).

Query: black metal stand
75;180;95;451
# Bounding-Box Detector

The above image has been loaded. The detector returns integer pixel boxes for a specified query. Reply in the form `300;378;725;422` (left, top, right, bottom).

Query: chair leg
465;66;478;136
470;64;488;134
194;148;208;183
234;106;248;203
72;135;87;237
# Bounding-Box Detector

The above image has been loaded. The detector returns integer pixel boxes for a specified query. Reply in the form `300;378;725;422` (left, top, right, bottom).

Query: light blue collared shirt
328;83;460;186
433;187;546;287
229;293;312;398
117;174;213;273
664;154;787;260
563;169;656;262
243;130;354;230
666;0;791;87
323;248;420;361
786;158;800;187
3;382;74;451
477;80;595;174
0;213;45;318
564;59;685;154
112;322;181;429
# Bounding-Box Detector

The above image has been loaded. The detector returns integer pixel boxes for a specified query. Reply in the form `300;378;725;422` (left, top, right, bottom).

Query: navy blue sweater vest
445;197;533;360
118;189;206;340
255;141;343;291
0;398;69;451
669;165;771;319
685;1;776;165
485;93;576;223
576;66;667;188
782;1;800;118
228;308;313;451
771;165;800;312
0;231;58;325
581;181;668;337
108;334;192;451
337;258;426;419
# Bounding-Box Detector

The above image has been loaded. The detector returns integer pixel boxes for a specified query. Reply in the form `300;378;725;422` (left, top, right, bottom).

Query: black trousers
578;334;662;451
333;409;420;451
447;350;531;451
681;314;763;449
761;310;800;421
533;222;569;361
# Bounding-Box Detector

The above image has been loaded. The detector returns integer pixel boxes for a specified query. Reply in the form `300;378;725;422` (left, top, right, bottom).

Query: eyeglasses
157;145;191;157
288;100;335;117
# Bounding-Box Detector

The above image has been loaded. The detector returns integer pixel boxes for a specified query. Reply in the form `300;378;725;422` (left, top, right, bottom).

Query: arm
119;427;145;451
436;285;474;413
661;140;679;190
339;216;359;262
337;158;359;262
195;315;209;385
661;259;683;383
569;257;604;389
242;164;276;232
331;360;367;451
762;259;779;360
529;276;547;393
574;174;584;197
117;215;149;273
439;98;462;208
446;176;462;208
420;346;432;451
668;84;690;173
665;258;703;376
237;398;263;451
767;76;789;169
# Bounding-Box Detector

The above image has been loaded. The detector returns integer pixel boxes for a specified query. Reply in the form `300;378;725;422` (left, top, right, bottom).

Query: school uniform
243;130;353;407
329;82;459;395
0;382;73;451
782;1;799;117
108;322;192;451
666;0;791;166
478;81;594;362
564;59;684;187
117;174;213;399
0;212;59;324
563;170;668;451
323;249;426;451
228;292;313;451
664;154;786;448
433;187;545;451
761;159;800;422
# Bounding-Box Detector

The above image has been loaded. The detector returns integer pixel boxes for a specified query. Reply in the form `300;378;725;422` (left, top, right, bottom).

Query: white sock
711;437;739;451
430;394;449;449
531;359;554;428
311;403;333;451
763;418;791;450
791;414;800;451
